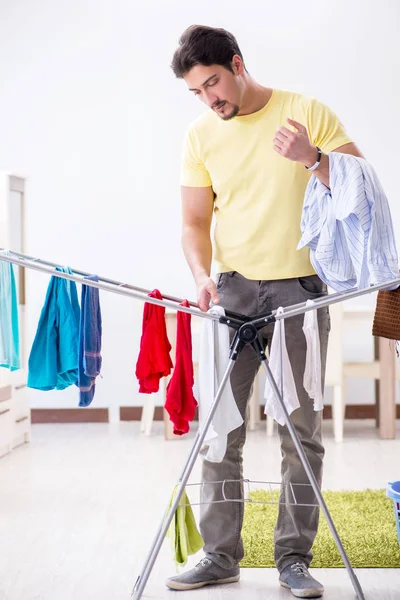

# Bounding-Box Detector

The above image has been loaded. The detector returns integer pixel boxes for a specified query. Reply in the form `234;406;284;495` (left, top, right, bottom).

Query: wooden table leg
378;337;396;439
374;336;380;428
163;405;175;440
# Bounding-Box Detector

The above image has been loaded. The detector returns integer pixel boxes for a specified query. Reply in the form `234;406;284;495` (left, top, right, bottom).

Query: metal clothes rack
172;479;321;508
1;247;399;600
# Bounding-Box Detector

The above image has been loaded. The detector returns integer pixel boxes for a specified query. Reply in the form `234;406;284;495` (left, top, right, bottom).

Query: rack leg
131;359;236;599
261;360;365;600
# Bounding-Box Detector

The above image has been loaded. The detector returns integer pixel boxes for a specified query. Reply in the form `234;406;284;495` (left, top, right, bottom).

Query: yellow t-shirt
180;88;353;280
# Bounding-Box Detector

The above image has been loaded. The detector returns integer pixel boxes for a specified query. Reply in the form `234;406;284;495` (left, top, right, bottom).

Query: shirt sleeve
180;127;212;187
306;98;353;153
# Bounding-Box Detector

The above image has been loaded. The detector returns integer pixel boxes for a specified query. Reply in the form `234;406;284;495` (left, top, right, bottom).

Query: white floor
0;419;400;600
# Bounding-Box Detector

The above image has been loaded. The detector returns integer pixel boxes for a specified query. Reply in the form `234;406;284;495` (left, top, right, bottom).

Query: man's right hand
196;275;220;312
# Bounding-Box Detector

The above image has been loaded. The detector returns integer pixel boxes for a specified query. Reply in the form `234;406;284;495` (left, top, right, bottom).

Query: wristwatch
305;147;322;172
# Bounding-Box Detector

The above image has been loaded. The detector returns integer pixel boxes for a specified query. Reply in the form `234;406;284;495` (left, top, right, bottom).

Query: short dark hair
171;25;245;79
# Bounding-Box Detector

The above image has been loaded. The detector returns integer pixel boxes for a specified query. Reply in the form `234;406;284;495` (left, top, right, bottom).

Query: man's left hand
273;118;318;168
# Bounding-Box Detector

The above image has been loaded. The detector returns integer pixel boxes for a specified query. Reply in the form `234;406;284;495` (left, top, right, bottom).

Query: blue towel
0;256;20;371
28;267;80;390
78;275;102;407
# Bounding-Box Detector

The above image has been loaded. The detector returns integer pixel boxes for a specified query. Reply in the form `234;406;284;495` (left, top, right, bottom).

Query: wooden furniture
0;173;30;458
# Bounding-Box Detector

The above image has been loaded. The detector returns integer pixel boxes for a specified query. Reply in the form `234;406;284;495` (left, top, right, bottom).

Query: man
167;25;363;598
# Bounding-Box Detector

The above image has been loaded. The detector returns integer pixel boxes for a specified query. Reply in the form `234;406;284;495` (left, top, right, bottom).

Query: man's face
184;63;242;121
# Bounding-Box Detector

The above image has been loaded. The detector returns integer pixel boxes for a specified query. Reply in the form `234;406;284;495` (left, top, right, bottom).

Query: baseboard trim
323;404;400;420
120;406;150;421
120;406;200;421
30;404;400;424
31;408;109;423
119;404;400;421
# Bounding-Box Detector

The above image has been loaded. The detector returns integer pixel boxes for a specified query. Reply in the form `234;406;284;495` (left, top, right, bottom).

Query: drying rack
172;479;320;507
1;247;399;600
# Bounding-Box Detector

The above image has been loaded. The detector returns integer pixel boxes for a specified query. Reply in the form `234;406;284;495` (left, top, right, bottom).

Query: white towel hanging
264;306;300;425
198;305;243;463
302;300;323;411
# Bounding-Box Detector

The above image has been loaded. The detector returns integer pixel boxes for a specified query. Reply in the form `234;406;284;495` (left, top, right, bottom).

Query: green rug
241;489;400;568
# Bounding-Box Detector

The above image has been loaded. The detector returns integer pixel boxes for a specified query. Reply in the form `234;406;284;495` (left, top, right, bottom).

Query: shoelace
291;562;309;577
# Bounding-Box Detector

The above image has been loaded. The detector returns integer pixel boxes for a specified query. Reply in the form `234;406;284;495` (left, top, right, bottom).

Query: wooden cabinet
0;173;30;458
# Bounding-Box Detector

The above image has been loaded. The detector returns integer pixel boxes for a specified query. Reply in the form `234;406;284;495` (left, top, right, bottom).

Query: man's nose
204;90;218;107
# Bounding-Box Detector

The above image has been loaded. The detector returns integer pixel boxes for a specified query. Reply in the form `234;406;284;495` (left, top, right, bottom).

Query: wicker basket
372;288;400;340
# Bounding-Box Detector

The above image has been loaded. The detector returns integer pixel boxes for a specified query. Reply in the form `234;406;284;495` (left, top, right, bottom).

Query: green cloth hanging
166;486;204;567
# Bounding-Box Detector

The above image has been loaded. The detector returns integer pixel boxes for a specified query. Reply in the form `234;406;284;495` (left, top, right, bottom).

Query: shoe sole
166;574;240;591
279;580;324;598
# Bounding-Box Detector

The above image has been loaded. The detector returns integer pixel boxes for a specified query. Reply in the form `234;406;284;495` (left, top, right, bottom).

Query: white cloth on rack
198;305;243;463
264;307;300;425
302;300;323;411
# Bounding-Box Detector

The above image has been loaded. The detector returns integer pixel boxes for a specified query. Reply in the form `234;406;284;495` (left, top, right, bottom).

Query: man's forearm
303;143;365;188
182;225;213;283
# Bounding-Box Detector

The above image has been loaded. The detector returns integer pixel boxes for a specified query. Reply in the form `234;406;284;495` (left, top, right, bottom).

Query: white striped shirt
297;153;399;291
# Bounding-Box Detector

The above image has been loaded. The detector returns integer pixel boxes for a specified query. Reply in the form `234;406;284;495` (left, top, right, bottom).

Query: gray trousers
200;272;330;573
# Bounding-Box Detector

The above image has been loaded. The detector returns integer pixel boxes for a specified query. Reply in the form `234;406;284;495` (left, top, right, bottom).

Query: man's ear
231;54;244;76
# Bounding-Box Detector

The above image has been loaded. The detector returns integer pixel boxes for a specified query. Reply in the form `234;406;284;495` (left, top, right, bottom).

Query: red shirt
135;289;173;393
165;300;197;435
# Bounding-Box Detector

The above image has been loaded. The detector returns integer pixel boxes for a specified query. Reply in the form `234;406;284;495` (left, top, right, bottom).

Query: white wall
0;0;399;415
